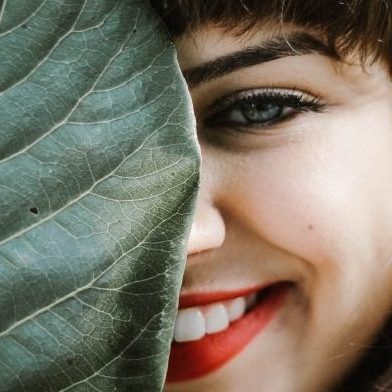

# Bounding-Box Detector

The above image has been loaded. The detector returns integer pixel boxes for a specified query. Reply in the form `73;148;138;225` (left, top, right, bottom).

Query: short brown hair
151;0;392;73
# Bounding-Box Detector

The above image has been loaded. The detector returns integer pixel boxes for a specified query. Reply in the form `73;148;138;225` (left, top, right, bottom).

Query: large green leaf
0;1;199;391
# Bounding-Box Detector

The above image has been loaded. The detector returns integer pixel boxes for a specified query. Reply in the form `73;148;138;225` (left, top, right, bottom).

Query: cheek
225;110;392;273
222;110;392;357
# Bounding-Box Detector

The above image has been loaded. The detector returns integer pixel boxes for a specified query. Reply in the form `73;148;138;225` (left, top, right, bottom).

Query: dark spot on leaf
30;207;38;214
21;23;28;29
308;224;314;230
133;28;137;33
66;357;73;365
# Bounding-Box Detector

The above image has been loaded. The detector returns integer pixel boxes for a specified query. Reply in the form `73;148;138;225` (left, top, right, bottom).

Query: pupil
242;103;282;122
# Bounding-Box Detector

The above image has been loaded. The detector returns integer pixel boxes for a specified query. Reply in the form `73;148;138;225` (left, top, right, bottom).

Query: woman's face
165;23;392;392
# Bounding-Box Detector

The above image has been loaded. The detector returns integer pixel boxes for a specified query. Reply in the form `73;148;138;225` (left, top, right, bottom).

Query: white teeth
226;297;246;321
204;303;230;333
173;291;261;343
173;308;206;343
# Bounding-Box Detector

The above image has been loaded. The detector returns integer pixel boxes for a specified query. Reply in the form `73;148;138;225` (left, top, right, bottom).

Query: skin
165;23;392;392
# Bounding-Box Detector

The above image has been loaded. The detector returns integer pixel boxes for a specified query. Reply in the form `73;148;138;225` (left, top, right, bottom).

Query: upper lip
178;282;276;309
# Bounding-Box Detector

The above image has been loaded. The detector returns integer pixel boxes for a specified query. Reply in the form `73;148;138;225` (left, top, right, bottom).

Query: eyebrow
182;32;337;88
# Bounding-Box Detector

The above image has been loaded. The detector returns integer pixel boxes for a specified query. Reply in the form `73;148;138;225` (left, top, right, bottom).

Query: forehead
173;23;352;89
154;0;392;79
174;23;278;69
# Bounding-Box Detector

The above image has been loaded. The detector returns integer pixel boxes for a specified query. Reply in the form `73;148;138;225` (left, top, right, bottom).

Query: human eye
202;87;326;137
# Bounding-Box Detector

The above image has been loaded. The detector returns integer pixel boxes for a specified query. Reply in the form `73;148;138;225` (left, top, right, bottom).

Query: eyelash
203;88;326;131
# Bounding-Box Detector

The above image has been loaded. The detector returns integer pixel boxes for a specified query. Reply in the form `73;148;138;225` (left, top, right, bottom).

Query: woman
151;1;392;391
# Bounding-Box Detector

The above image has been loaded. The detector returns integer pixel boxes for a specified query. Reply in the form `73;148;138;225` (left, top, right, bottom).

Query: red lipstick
178;283;271;309
166;282;291;383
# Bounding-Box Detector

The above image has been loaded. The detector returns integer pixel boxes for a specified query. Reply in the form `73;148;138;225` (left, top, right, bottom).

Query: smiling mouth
166;281;293;383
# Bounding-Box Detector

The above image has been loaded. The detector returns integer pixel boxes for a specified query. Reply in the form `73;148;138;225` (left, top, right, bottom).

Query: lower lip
166;282;291;383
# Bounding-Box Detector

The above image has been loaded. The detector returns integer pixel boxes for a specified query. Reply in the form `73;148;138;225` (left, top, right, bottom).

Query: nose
186;156;226;256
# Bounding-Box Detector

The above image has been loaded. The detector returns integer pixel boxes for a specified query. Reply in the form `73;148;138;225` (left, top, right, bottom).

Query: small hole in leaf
30;207;38;214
